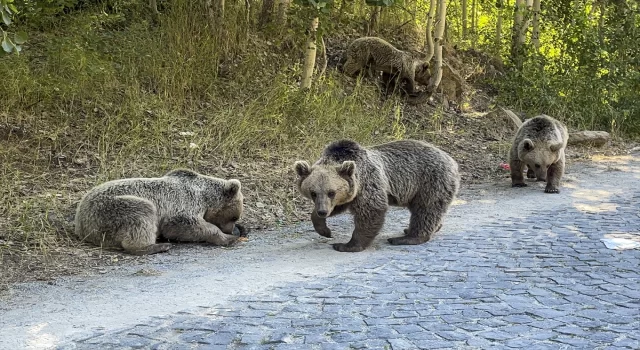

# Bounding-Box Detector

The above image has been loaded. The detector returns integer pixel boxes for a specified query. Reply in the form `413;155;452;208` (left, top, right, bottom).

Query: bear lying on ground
342;37;430;96
294;139;460;252
509;114;569;193
74;169;245;255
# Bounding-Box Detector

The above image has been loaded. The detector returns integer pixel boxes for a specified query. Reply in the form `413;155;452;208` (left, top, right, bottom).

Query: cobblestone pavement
57;187;640;349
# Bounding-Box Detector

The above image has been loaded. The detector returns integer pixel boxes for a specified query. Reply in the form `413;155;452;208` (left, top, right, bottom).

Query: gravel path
1;154;639;350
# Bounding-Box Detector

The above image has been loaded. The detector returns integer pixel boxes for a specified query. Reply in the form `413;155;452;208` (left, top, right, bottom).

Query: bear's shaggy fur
294;139;460;252
342;37;430;96
74;169;244;255
509;114;569;193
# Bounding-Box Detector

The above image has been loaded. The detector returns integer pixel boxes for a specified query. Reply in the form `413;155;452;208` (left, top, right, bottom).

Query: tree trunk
531;0;541;50
301;17;319;90
276;0;290;26
598;0;606;45
368;6;380;35
496;0;503;50
471;0;477;47
462;0;467;38
149;0;160;21
259;0;276;27
510;0;526;68
427;0;447;95
245;0;251;25
218;0;226;19
317;35;328;80
425;0;436;62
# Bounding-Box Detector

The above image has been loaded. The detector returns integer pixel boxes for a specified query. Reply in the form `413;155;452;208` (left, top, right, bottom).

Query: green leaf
14;31;27;44
1;8;10;25
1;37;13;53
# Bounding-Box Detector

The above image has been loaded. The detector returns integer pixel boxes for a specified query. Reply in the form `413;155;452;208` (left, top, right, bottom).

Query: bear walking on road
74;169;245;255
509;114;569;193
294;139;460;252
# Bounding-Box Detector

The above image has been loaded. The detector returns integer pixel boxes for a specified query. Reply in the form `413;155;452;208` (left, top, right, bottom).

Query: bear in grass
294;139;460;252
74;169;245;255
342;37;431;97
510;114;569;193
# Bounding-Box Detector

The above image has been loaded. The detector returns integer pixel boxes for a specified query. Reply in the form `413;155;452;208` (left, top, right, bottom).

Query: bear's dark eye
310;191;317;199
535;164;541;168
327;191;336;199
231;217;238;221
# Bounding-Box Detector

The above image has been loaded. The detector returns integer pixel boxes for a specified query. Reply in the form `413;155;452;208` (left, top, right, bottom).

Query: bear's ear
421;61;430;71
336;161;356;178
549;142;563;152
521;139;535;152
224;179;241;198
165;168;199;178
294;161;311;178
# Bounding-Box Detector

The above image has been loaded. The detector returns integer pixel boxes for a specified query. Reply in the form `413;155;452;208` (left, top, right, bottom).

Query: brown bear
74;169;245;255
342;37;431;96
294;139;460;252
509;114;569;193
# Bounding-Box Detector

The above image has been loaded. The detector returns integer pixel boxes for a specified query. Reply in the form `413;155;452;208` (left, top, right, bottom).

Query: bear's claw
332;243;364;253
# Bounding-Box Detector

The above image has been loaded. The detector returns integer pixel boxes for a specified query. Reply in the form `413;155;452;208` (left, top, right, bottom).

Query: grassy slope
0;2;410;285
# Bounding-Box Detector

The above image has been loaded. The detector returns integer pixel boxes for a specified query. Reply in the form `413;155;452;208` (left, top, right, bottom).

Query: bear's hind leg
526;166;536;179
112;196;171;255
161;216;238;247
388;198;447;246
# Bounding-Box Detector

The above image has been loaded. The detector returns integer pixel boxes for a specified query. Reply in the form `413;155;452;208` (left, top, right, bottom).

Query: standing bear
509;114;569;193
74;169;245;255
294;139;460;252
342;37;431;97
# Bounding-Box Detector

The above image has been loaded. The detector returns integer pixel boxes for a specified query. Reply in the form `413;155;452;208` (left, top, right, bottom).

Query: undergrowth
0;1;401;257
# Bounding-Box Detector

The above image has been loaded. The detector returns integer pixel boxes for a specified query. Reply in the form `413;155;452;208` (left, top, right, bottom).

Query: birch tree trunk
368;6;380;35
425;0;437;62
471;0;477;47
427;0;447;94
301;17;319;90
218;0;226;19
496;0;503;50
276;0;291;26
510;0;525;68
531;0;541;50
462;0;468;39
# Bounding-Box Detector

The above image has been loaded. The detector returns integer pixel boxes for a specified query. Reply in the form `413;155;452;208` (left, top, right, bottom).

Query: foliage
365;0;397;6
293;0;333;13
1;0;27;54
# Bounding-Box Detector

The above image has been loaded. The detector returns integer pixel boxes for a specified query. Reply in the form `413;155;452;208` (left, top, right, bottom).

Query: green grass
0;1;404;257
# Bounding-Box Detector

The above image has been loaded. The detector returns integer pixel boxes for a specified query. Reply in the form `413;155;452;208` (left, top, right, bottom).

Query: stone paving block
59;191;640;350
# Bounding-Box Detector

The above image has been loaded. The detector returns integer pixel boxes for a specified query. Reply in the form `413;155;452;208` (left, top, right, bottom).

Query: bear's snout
316;210;328;218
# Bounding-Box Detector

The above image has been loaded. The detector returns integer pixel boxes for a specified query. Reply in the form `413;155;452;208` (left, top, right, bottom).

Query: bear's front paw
233;224;250;237
544;186;560;194
220;235;239;247
332;243;364;253
316;227;332;238
512;183;528;188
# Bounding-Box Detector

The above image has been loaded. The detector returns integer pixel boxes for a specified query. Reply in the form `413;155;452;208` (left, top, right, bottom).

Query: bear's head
518;138;563;181
415;61;431;86
203;179;244;234
294;160;358;218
